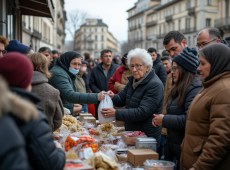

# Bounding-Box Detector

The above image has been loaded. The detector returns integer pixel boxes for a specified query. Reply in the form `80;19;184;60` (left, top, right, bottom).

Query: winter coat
75;74;86;93
0;115;30;170
108;65;132;93
10;87;65;170
89;62;119;93
181;72;230;170
0;79;38;170
153;54;167;86
112;69;164;144
49;65;98;114
32;71;64;131
163;76;202;161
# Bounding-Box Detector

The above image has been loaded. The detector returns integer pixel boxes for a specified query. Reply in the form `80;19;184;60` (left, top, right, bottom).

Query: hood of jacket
32;71;48;85
0;80;37;121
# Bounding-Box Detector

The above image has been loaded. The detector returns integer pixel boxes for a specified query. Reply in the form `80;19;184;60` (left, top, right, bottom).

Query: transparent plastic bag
98;94;115;123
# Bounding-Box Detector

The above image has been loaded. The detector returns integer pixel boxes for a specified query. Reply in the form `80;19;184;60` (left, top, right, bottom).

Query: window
95;35;97;41
101;35;104;41
178;19;181;31
206;18;211;27
188;36;191;46
186;18;191;32
207;0;212;5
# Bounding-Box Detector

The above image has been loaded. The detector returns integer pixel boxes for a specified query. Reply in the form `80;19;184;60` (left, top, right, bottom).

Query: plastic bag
98;94;115;123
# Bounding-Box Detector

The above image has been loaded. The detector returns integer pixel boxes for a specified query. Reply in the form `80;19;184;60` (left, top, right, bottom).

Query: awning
19;0;54;20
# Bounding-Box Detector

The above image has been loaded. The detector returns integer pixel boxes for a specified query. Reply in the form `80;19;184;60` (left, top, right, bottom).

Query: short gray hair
127;48;153;68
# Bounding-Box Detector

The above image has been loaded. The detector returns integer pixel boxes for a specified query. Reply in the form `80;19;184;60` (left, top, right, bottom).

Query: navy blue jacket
10;87;65;170
89;62;119;92
112;69;164;144
163;76;202;160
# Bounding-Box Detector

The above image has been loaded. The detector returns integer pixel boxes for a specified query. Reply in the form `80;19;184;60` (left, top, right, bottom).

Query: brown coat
180;72;230;170
32;71;64;131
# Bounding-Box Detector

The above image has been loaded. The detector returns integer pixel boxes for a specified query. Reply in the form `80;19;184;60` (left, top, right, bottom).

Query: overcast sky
64;0;137;42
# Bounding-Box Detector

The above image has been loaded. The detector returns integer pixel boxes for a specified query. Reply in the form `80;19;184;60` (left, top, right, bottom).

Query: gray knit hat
173;47;199;74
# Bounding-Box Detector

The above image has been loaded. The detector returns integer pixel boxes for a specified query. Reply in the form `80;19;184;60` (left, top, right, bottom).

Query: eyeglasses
171;66;178;72
196;39;217;49
70;62;82;67
0;50;7;55
129;64;144;70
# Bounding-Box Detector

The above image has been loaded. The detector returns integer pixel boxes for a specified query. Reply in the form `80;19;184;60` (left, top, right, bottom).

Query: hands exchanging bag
98;94;115;123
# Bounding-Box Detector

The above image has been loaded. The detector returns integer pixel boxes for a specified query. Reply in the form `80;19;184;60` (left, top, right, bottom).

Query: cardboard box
121;131;146;146
127;149;159;166
83;117;96;125
79;113;93;122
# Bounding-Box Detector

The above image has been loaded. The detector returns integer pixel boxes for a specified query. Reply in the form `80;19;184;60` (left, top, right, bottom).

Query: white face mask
69;67;79;75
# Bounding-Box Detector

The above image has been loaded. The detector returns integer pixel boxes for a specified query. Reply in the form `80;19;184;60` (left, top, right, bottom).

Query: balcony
57;28;63;36
147;35;157;41
182;27;196;34
32;29;42;39
215;17;230;29
188;6;196;16
146;20;157;27
165;15;173;23
157;34;165;39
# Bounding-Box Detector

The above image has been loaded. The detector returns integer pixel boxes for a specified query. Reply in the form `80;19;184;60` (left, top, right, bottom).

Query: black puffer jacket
0;115;30;170
89;62;119;92
153;54;167;87
10;87;65;170
113;69;164;144
162;76;202;160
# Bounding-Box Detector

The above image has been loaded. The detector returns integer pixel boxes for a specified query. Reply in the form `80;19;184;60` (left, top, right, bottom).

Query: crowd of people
0;26;230;170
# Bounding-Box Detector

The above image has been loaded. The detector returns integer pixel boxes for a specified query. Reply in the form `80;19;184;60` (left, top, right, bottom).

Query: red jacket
108;66;130;94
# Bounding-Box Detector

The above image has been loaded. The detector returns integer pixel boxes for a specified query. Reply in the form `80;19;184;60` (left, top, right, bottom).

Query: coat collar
203;71;230;88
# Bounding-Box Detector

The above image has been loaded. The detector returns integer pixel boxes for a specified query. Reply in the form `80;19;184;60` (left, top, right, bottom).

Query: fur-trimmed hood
0;78;37;121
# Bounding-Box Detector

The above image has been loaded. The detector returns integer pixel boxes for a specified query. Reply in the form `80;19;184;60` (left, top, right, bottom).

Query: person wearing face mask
49;51;106;115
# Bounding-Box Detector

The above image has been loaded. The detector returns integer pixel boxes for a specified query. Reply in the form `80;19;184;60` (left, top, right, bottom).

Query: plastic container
135;137;157;151
143;160;175;170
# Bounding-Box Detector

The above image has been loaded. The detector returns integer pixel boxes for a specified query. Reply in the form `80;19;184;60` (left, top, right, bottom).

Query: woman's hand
97;91;106;101
101;108;116;117
152;114;164;127
107;90;115;98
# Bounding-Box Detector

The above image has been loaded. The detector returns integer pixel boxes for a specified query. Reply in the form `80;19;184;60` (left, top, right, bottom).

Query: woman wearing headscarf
102;48;164;145
153;47;202;169
180;43;230;170
49;51;105;115
28;52;64;131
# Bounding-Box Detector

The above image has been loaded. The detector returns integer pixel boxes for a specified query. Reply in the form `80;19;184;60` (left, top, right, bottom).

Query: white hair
127;48;153;68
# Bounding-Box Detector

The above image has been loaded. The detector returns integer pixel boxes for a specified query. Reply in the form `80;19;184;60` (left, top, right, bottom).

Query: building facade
74;19;120;58
127;0;219;52
0;0;66;52
215;0;230;37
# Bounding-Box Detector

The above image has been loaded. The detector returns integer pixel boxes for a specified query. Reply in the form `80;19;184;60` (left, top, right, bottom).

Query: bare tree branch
66;9;90;39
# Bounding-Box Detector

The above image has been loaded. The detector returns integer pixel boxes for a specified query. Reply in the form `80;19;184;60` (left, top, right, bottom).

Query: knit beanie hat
0;52;33;89
6;39;30;54
173;47;199;74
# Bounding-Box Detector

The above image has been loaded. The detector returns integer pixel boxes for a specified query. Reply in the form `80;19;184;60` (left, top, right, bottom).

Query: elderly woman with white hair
102;48;164;145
